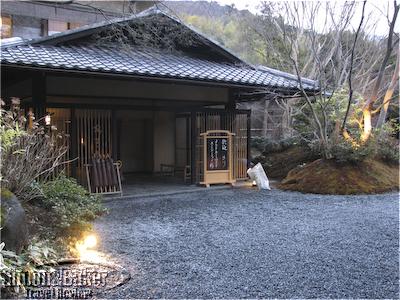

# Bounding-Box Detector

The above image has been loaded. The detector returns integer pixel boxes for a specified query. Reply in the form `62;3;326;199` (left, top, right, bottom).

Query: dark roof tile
1;44;319;91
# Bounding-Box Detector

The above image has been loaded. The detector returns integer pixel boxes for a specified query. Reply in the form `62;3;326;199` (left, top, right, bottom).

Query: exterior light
45;114;51;126
75;234;102;263
83;235;97;249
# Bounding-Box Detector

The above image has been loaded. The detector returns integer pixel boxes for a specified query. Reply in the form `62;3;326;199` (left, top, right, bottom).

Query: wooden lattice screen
194;111;249;183
47;108;71;177
75;109;112;183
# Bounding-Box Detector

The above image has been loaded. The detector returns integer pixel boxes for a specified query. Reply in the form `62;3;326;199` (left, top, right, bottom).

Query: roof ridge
155;8;249;67
1;7;163;48
1;6;249;67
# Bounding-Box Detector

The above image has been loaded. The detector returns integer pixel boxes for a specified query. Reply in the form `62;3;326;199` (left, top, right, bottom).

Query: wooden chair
85;155;122;196
160;163;191;183
160;164;175;176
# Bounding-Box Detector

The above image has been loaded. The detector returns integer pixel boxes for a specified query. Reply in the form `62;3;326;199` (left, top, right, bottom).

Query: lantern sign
200;130;235;187
207;137;228;170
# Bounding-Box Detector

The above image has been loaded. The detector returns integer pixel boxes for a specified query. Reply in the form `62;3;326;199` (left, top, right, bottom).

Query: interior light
45;114;51;126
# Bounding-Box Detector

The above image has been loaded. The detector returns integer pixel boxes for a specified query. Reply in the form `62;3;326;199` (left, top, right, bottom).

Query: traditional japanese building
1;8;319;185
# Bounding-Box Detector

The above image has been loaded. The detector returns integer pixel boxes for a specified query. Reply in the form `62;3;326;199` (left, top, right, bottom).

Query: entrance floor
106;174;230;200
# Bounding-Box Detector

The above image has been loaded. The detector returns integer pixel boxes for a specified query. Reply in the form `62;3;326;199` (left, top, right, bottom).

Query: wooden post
112;109;118;160
186;116;190;165
70;108;78;178
190;111;196;184
247;111;251;169
226;89;236;111
224;89;236;135
32;72;46;121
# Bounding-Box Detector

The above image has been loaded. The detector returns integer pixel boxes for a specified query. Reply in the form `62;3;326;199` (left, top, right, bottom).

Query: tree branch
341;0;367;132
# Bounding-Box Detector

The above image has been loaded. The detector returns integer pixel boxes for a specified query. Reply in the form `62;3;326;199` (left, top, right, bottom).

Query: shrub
1;239;58;297
263;137;301;154
333;141;372;164
262;140;282;153
252;136;302;154
373;125;399;164
40;175;106;237
251;136;268;152
0;99;68;201
375;137;399;163
317;136;374;164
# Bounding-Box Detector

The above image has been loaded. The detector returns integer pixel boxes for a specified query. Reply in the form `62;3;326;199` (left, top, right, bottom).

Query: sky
213;0;398;36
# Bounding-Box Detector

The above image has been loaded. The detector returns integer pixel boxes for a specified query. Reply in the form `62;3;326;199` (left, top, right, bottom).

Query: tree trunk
361;3;399;141
376;52;399;128
361;108;372;141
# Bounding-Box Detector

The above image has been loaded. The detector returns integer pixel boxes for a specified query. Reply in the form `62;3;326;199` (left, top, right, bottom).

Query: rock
1;189;29;253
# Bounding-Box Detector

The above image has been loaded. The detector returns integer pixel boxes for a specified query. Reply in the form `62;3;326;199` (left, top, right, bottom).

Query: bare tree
376;50;400;128
360;1;399;140
245;1;398;157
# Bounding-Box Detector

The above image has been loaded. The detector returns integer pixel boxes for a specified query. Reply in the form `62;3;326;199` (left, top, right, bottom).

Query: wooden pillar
247;111;251;169
70;108;78;178
186;116;190;165
112;109;118;160
223;89;236;131
190;111;197;184
226;89;236;111
32;72;46;121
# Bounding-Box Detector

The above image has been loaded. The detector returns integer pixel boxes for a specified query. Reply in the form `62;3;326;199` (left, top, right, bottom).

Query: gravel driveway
95;189;399;299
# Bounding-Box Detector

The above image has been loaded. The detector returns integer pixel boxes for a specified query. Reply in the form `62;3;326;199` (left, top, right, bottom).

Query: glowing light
75;234;104;263
45;114;51;126
362;109;372;142
252;180;257;186
78;249;104;264
84;235;97;249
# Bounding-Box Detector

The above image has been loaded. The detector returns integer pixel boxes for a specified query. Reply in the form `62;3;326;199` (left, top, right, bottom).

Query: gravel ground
94;188;399;299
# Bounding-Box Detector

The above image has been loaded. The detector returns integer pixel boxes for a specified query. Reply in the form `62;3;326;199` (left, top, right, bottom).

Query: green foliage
0;188;13;228
251;136;301;154
330;138;373;164
375;137;399;163
372;123;399;164
0;125;24;154
40;175;106;237
182;13;269;65
0;240;58;296
323;122;399;165
0;206;4;228
251;136;268;152
293;89;361;141
1;188;13;201
1;99;68;201
309;134;373;164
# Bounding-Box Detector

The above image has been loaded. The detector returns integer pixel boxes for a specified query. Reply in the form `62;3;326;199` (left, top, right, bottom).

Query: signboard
200;130;235;187
207;137;228;170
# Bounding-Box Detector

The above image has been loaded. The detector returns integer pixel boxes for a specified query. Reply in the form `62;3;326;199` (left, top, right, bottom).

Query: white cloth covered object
247;163;271;190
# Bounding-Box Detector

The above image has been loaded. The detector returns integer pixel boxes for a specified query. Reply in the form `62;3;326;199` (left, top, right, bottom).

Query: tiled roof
1;44;319;91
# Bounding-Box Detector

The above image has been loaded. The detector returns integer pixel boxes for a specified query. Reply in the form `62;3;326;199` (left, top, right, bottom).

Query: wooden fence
75;109;112;182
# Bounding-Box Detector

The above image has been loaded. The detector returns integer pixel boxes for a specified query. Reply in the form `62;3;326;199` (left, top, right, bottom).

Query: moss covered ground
254;145;317;179
278;158;399;194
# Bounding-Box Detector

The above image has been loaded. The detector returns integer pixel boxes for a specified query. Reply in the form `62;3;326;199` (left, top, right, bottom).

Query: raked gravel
94;188;399;299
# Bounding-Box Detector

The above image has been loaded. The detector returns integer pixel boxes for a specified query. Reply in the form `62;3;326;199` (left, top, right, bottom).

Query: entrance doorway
119;119;153;174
